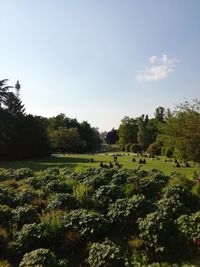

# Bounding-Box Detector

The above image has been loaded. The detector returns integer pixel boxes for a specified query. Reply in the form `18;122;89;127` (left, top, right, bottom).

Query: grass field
0;153;200;178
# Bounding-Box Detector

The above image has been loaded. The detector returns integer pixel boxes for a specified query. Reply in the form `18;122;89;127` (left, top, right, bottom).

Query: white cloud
137;54;178;81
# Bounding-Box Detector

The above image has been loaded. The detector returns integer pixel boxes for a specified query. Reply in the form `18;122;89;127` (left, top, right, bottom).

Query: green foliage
42;180;71;195
125;143;133;152
107;194;154;235
159;100;200;162
88;238;130;267
0;167;199;266
11;205;40;229
177;211;200;242
118;116;138;145
47;193;78;211
62;209;108;241
130;143;142;153
147;141;162;156
49;127;84;153
19;248;58;267
12;223;48;252
138;211;185;261
92;184;124;211
14;189;39;206
0;205;12;227
105;129;118;144
13;168;33;180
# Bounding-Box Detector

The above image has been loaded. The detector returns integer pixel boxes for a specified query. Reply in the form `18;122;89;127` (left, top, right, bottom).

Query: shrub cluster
0;167;199;266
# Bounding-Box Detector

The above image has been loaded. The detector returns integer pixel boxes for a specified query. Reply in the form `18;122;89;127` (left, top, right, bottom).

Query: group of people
165;158;191;168
132;158;147;164
99;161;123;169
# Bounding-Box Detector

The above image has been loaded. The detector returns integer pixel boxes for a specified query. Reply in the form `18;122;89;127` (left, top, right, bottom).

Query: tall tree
105;128;118;144
0;79;12;107
159;100;200;162
154;106;166;123
118;116;138;145
137;115;149;151
3;92;25;116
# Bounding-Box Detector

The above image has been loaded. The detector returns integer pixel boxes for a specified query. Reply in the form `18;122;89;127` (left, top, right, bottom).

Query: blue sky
0;0;200;131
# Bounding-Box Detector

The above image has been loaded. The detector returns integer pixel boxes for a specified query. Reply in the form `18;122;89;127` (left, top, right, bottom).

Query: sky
0;0;200;131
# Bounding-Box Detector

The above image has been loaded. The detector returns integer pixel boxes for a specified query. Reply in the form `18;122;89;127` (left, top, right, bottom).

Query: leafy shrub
88;238;130;267
111;169;133;185
0;184;15;207
138;172;167;199
107;195;154;236
130;143;142;153
42;180;71;196
177;211;200;245
0;169;14;181
62;209;108;241
147;142;162;156
12;205;40;229
0;205;12;227
14;189;39;206
93;184;124;212
125;143;133;152
83;169;115;190
162;185;200;212
19;248;58;267
138;211;187;262
13;168;33;180
47;193;78;211
12;223;48;253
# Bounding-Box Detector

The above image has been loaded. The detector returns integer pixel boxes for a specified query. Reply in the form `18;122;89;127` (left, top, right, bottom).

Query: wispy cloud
137;54;178;81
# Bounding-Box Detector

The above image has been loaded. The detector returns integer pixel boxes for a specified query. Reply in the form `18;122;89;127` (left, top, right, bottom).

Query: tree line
0;79;101;160
105;101;200;162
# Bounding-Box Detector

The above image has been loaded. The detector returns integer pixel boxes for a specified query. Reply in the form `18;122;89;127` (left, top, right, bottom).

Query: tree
49;127;83;153
105;129;118;144
155;106;166;123
0;79;12;108
118;117;138;145
3;92;25;116
147;141;162;156
159;100;200;162
137;115;149;151
78;121;101;152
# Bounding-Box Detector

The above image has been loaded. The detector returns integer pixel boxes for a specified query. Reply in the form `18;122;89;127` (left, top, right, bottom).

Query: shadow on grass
0;155;93;171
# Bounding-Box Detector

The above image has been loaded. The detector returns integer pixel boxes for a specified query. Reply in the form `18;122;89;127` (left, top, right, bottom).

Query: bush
19;248;58;267
164;148;173;158
92;184;124;212
42;180;71;196
62;209;108;242
14;189;39;206
177;211;200;245
12;205;40;229
125;143;133;152
47;193;78;211
147;142;162;156
88;238;130;267
13;168;34;180
12;223;46;252
0;205;12;227
0;169;14;181
138;211;186;262
107;195;154;236
130;143;142;153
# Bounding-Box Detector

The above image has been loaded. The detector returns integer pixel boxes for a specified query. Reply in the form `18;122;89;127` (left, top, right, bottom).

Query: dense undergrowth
0;167;199;266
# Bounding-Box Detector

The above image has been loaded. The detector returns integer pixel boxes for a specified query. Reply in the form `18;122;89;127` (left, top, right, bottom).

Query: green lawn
0;153;200;178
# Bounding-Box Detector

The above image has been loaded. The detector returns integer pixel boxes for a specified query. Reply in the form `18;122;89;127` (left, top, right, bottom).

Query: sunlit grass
0;153;199;178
